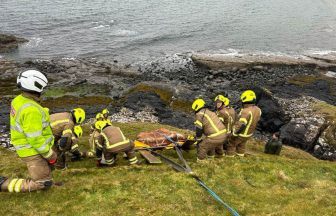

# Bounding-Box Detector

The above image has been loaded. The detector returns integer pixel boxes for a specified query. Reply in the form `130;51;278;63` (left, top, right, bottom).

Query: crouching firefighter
68;125;87;161
192;99;228;161
93;120;139;167
50;108;86;169
227;90;262;157
1;70;57;193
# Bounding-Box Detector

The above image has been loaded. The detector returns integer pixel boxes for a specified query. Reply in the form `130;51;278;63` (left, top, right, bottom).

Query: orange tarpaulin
137;128;186;147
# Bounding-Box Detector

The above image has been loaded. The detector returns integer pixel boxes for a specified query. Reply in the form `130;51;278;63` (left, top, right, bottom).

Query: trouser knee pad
0;176;8;191
42;180;53;190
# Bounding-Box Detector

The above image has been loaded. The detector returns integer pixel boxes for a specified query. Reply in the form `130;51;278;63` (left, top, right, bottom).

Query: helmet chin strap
216;102;224;110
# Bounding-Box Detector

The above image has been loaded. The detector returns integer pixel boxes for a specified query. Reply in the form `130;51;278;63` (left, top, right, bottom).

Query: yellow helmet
102;108;109;116
240;90;256;103
95;120;108;131
72;108;86;124
214;95;230;107
192;99;206;112
95;113;104;121
73;125;83;138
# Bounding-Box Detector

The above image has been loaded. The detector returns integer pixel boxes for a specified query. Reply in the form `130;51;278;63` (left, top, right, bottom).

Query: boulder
0;34;28;53
313;123;336;161
280;117;325;151
250;87;287;133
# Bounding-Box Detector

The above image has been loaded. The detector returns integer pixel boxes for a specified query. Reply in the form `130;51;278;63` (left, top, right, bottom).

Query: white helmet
17;70;48;93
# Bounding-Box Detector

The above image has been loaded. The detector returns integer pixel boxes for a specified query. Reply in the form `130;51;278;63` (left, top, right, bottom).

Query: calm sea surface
1;0;336;62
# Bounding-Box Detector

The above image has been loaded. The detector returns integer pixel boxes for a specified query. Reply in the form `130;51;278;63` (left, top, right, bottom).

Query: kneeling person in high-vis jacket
1;70;56;193
192;99;228;160
94;121;138;166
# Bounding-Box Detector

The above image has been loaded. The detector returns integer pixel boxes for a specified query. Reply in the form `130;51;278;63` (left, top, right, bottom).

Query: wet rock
0;34;28;53
280;117;325;151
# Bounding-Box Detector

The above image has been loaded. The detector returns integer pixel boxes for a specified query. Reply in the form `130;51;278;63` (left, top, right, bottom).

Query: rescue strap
134;146;167;151
154;134;240;216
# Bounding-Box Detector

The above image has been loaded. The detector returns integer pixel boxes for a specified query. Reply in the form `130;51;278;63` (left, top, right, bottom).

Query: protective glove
58;137;68;150
187;135;195;141
44;150;57;170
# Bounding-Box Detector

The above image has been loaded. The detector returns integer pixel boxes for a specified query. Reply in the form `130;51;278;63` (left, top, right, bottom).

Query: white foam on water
111;29;138;37
23;37;43;48
307;50;336;56
91;25;110;30
0;55;3;59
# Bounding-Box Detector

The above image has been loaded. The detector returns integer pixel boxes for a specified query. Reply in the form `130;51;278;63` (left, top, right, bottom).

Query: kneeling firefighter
1;70;56;192
94;120;138;167
68;125;87;161
227;90;262;157
192;99;228;160
50;108;85;169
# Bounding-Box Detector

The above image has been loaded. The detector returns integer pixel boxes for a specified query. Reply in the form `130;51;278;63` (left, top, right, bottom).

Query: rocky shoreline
1;52;336;160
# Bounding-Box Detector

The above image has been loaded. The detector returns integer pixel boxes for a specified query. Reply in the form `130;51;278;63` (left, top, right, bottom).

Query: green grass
1;122;336;216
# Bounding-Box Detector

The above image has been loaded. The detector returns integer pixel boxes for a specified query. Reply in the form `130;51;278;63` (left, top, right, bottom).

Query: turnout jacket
50;112;75;145
95;125;132;153
194;108;227;140
10;93;54;158
233;104;261;138
216;107;236;134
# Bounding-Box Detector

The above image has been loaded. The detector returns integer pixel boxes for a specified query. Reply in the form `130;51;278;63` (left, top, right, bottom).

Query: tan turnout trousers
1;155;52;192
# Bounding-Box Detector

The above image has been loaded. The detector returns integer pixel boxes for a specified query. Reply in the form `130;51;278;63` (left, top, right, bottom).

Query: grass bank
1;122;335;216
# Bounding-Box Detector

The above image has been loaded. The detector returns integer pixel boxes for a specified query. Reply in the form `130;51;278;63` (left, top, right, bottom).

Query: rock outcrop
1;52;336;160
0;34;28;53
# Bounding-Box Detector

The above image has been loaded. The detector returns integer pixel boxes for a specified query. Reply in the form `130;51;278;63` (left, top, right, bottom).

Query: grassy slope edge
0;122;335;216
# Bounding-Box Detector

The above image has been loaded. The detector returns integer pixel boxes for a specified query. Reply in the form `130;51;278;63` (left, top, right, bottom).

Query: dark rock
280;117;325;151
123;91;193;129
0;34;28;53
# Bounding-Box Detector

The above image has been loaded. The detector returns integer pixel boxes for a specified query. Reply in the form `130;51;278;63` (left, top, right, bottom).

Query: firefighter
1;70;56;192
192;99;228;160
96;113;104;121
101;108;112;125
227;90;262;157
69;125;87;161
93;120;138;167
214;95;236;151
50;108;85;169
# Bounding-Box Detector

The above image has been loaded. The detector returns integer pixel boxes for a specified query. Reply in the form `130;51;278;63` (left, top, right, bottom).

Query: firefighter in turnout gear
94;120;138;167
214;95;236;135
50;108;85;169
101;108;112;125
1;70;56;193
69;125;86;161
227;90;262;157
192;99;228;160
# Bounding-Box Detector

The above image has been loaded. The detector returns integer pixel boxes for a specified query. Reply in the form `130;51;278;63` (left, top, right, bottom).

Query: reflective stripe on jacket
10;94;54;158
194;108;227;138
50;112;74;142
216;107;236;134
101;126;131;153
233;105;262;137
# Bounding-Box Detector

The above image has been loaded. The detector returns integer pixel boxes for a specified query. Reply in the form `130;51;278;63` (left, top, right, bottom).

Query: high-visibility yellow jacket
10;93;54;158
